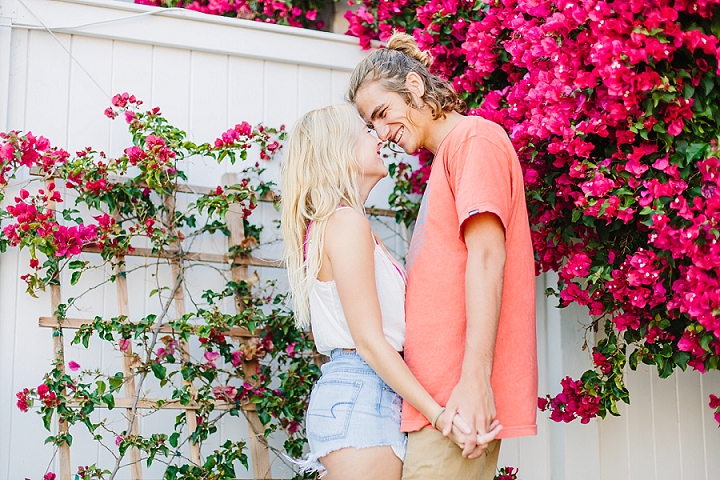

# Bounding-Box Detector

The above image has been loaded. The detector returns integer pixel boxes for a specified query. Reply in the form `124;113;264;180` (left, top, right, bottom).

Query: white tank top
308;219;406;356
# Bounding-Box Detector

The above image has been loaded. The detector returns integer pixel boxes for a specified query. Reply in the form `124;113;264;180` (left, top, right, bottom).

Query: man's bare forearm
461;247;504;386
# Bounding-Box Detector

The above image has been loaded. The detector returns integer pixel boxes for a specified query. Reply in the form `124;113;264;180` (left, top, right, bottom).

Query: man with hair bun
348;32;538;480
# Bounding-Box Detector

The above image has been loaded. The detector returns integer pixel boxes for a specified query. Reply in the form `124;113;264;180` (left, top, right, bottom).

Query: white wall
0;1;718;479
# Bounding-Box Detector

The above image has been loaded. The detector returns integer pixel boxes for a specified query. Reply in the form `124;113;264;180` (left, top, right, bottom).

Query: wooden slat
46;179;72;480
80;245;283;268
626;364;656;478
38;317;254;338
115;257;143;480
675;372;706;480
224;172;272;480
651;372;682;478
65;397;242;411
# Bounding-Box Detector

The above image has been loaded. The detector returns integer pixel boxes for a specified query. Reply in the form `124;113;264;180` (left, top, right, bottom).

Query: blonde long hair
281;104;365;328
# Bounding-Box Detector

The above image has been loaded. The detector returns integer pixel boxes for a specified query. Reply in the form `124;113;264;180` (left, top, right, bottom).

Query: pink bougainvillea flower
212;385;238;401
230;350;243;367
562;252;593;279
204;351;220;367
68;361;80;372
16;388;30;412
592;351;612;374
43;473;56;480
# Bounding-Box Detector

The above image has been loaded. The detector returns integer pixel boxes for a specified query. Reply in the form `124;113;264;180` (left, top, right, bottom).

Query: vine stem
108;263;185;480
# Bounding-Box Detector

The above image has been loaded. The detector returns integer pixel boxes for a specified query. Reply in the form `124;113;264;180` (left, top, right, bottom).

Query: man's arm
442;211;506;458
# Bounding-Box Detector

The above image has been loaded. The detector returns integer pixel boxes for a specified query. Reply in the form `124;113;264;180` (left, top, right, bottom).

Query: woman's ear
405;72;426;103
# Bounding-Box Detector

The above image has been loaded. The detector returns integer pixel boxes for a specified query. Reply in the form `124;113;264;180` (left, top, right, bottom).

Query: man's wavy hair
347;32;465;119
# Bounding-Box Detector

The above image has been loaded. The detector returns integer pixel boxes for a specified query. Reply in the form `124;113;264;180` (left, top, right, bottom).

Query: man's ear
405;72;426;100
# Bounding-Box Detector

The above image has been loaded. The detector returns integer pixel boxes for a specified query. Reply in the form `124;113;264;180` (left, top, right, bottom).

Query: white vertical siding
1;0;719;479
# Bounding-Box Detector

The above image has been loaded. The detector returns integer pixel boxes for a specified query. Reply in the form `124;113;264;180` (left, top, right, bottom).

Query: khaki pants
401;428;501;480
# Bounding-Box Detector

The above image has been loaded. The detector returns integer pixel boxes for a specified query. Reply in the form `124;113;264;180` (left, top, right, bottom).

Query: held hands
433;409;503;457
441;377;502;458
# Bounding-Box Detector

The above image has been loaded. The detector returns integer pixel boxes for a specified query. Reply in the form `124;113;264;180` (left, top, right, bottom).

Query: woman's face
355;121;388;192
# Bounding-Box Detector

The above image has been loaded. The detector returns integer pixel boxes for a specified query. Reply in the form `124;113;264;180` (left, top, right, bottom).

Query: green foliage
5;96;317;478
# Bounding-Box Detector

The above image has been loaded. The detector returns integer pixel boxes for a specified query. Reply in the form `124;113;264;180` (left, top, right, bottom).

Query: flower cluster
539;376;601;424
212;122;285;163
494;466;519;480
136;0;324;30
2;183;100;294
347;0;720;425
16;388;31;412
1;94;284;296
710;394;720;425
0;131;69;189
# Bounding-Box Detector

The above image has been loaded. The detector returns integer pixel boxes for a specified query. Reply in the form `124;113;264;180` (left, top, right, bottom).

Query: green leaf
70;271;82;286
702;75;714;96
109;373;124;390
68;260;85;270
685;142;707;162
151;362;167;380
102;394;115;409
169;432;180;448
673;351;690;371
707;355;719;371
684;84;695;99
258;411;271;425
628;350;639;370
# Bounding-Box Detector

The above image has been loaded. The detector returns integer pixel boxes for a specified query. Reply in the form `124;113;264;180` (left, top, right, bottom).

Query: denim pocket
306;380;361;441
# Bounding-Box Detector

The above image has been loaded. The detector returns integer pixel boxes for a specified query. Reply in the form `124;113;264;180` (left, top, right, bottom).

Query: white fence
0;0;718;479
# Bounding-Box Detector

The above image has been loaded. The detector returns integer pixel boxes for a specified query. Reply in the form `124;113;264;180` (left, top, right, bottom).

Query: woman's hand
435;410;503;451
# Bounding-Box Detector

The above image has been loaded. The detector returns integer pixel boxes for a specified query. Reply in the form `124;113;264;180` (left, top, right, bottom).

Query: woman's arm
324;209;499;445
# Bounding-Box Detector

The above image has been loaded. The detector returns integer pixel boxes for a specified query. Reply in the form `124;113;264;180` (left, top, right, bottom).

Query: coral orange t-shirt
402;116;538;438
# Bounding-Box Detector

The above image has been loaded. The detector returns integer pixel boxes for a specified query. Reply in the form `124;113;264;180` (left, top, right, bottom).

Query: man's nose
375;123;390;142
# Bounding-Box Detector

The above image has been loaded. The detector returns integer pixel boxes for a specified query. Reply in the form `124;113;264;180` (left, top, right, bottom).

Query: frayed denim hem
287;452;327;478
288;439;407;477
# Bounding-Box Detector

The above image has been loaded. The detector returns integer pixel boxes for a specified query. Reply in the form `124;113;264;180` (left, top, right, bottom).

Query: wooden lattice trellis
36;171;398;480
40;173;285;480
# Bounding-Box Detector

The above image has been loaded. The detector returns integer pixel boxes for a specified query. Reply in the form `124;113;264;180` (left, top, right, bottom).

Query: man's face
354;81;425;155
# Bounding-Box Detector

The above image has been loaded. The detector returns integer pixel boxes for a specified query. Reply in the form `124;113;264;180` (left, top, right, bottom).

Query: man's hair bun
386;32;433;69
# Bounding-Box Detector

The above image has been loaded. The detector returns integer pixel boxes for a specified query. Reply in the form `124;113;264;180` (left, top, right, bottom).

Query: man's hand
443;376;499;458
436;407;502;454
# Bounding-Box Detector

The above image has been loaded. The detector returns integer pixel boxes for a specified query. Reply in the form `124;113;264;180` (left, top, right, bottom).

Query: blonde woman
281;104;501;480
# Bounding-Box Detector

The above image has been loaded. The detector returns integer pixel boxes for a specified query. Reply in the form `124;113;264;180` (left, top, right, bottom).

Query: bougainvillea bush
1;95;320;479
134;0;326;30
347;0;720;425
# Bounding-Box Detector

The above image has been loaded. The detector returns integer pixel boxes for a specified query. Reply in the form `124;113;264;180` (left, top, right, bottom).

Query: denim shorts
294;349;407;476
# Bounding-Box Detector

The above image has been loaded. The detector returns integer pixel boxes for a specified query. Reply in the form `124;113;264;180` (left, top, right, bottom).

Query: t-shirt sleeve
445;133;513;239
